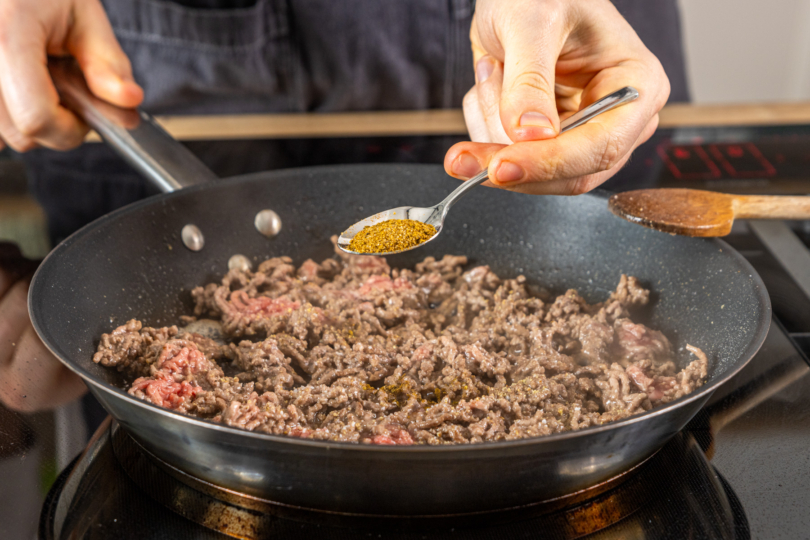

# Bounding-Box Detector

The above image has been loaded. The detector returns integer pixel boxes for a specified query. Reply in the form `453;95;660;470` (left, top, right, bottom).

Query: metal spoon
338;86;640;255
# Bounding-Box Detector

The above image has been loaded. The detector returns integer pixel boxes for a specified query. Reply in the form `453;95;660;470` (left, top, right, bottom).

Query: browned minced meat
93;241;708;445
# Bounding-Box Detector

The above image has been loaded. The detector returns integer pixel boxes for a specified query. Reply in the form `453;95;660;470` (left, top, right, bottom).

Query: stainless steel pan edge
28;164;771;515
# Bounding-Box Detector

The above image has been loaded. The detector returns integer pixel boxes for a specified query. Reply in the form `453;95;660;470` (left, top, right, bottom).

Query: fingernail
475;56;495;84
494;161;524;184
519;112;553;129
452;153;482;179
516;113;556;141
515;112;556;141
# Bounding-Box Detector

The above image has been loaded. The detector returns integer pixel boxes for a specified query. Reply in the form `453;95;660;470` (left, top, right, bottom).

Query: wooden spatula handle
733;195;810;220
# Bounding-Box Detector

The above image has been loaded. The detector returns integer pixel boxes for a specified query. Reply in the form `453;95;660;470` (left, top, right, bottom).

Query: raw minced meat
93;240;708;445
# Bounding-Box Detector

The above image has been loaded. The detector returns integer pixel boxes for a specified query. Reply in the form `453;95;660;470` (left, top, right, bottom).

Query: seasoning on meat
347;219;436;254
93;238;708;446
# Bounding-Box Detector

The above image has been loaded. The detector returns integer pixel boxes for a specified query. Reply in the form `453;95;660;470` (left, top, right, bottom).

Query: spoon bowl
338;86;640;256
337;205;449;254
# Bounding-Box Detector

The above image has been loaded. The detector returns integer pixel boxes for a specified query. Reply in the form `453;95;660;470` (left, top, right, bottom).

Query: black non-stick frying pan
28;61;771;515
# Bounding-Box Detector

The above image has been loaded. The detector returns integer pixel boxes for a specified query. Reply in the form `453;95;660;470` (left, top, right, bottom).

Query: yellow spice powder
347;219;437;254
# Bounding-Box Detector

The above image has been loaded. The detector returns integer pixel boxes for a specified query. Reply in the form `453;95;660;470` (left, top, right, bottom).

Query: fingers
0;9;86;150
444;141;502;183
445;112;659;195
463;56;513;145
0;86;37;152
476;57;513;144
488;106;644;187
0;280;86;411
68;0;144;109
554;84;582;120
462;88;491;143
0;0;142;152
502;114;659;196
495;1;568;143
0;51;85;151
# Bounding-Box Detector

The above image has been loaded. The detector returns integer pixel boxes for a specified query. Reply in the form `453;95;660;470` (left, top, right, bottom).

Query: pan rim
28;163;772;454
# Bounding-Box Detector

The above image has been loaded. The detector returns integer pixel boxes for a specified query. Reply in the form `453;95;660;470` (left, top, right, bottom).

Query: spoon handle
438;86;640;212
733;194;810;220
558;86;639;133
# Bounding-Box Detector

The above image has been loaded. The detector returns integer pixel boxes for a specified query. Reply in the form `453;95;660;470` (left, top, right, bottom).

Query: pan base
41;417;745;539
68;419;735;538
114;420;646;521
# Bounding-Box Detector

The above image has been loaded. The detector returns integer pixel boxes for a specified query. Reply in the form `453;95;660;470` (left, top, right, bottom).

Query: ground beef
93;239;708;445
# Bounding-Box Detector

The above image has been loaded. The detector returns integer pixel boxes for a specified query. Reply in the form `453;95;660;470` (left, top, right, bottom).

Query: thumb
67;0;143;109
497;12;567;143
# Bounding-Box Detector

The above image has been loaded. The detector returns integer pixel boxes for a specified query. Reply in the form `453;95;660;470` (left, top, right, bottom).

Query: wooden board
659;102;810;127
84;102;810;142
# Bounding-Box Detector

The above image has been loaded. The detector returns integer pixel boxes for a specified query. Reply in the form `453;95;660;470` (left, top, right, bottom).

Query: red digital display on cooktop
651;128;810;192
660;141;781;180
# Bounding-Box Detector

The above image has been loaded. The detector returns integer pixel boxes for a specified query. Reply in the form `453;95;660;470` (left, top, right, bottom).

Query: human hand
445;0;670;195
0;0;142;152
0;243;87;412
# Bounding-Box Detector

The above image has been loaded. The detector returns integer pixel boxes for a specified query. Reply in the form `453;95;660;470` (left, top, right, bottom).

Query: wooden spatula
608;188;810;237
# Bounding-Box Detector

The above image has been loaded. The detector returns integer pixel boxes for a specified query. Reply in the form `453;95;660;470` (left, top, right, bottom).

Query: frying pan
28;61;771;515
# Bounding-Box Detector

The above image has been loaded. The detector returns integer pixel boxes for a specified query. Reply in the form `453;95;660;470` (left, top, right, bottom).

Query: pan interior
30;164;769;411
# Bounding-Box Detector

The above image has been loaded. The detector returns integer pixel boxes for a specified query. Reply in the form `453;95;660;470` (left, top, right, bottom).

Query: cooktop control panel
652;126;810;192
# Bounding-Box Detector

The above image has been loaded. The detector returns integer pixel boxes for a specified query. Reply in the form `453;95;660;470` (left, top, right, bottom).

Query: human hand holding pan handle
0;0;142;152
49;57;219;193
0;59;222;412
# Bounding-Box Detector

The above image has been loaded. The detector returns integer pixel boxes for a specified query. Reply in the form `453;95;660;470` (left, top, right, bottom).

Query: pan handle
48;57;218;193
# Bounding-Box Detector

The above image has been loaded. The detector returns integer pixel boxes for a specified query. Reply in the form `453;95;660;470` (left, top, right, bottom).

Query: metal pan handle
48;57;218;193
